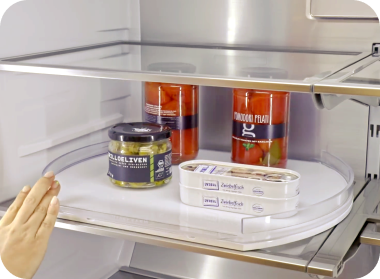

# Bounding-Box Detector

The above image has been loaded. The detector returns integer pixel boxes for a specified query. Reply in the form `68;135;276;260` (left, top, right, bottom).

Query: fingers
14;171;55;225
0;186;31;227
26;181;61;234
36;196;59;240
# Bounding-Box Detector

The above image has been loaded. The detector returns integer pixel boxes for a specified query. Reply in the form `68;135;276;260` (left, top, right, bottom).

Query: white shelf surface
54;148;353;251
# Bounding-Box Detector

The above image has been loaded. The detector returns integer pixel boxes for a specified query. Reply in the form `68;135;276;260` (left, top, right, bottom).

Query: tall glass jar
232;68;290;168
145;63;199;165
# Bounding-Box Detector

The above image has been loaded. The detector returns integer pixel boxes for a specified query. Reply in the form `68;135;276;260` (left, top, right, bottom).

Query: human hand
0;172;61;279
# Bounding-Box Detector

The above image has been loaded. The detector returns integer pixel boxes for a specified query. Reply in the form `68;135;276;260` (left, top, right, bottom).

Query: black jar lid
109;123;171;143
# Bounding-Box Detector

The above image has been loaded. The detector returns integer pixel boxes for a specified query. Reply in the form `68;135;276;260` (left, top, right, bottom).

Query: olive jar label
108;151;172;183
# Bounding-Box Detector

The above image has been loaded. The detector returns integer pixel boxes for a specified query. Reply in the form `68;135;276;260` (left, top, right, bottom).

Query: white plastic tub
180;184;300;217
179;160;300;198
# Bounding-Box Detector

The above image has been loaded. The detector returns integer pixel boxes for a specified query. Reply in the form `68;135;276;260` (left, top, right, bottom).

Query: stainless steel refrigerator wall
140;0;375;178
140;0;380;51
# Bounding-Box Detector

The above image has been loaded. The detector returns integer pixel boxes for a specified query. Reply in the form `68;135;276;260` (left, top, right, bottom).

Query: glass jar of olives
107;123;172;188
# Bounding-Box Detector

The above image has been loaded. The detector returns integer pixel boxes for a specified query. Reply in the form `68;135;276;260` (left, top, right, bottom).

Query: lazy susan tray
45;142;354;251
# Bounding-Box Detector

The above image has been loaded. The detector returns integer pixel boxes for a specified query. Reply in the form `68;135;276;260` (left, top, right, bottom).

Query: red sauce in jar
145;82;199;164
232;88;290;168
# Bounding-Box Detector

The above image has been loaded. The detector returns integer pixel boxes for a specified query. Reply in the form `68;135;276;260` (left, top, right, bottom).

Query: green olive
119;142;140;155
129;182;147;188
155;180;165;186
139;147;152;156
111;179;128;187
151;145;159;154
159;143;167;153
139;144;159;155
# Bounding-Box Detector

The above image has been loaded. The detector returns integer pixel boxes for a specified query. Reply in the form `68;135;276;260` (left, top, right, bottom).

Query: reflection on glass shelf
344;77;380;85
343;60;380;85
313;55;380;96
0;41;367;93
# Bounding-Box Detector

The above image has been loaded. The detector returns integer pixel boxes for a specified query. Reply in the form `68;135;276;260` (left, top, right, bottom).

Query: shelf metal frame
314;53;380;98
0;40;371;94
308;180;380;277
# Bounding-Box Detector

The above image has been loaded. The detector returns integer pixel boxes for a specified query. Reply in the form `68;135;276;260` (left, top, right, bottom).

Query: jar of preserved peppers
232;68;290;168
145;63;199;165
107;123;172;188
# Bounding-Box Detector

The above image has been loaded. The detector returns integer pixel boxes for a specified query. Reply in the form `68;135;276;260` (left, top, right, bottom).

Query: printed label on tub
202;196;245;211
252;187;264;196
203;196;219;207
203;180;219;190
220;183;245;193
185;163;299;181
181;161;301;199
203;180;247;194
252;204;264;213
220;199;244;210
195;165;231;175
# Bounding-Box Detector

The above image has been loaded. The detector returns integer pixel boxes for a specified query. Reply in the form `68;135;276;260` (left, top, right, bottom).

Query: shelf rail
308;180;380;277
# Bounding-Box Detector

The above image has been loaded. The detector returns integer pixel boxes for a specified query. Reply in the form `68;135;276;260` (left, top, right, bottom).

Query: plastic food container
179;160;300;198
145;62;199;164
180;184;299;217
107;123;172;188
232;67;290;168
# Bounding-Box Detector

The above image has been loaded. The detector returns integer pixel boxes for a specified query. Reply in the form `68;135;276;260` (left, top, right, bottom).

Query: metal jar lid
109;123;171;143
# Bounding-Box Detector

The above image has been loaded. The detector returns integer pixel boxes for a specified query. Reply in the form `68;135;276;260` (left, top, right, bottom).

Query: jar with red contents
145;63;199;165
232;68;290;168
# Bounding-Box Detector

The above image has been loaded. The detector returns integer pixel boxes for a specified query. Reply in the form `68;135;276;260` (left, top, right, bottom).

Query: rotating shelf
45;142;354;251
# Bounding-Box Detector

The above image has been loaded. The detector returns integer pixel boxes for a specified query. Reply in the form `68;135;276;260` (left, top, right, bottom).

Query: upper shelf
0;41;369;93
314;54;380;97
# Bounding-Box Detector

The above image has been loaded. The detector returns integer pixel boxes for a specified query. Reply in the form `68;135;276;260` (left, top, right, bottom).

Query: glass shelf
42;142;354;252
0;41;368;93
315;54;380;97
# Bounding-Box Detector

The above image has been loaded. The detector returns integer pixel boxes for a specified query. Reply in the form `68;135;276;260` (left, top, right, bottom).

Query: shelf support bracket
366;107;380;180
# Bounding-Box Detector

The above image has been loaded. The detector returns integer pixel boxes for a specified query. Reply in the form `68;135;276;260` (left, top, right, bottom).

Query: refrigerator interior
32;229;380;279
0;0;379;278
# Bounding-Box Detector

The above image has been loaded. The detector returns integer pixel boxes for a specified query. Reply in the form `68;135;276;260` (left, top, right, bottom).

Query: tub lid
109;122;171;143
